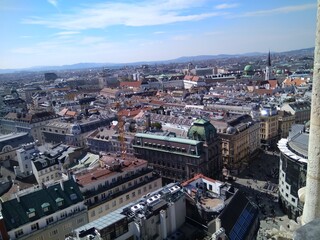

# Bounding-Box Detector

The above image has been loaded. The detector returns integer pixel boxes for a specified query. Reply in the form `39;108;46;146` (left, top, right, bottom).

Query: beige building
259;106;279;149
73;156;162;222
213;114;260;173
278;110;295;138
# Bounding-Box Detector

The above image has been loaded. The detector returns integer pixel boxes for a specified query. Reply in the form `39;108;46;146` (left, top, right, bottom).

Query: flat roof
135;133;201;145
75;203;129;233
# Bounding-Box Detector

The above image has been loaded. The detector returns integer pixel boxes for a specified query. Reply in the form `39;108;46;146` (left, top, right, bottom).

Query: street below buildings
233;151;292;239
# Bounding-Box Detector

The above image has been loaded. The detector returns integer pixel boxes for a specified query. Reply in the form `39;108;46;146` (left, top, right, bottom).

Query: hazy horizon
0;0;317;69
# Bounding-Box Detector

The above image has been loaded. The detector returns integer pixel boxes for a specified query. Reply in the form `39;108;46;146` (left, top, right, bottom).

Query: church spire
267;50;271;67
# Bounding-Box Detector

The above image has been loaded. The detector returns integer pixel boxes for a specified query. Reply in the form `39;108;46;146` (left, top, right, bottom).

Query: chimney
15;193;20;203
60;179;64;191
216;217;221;230
145;113;151;130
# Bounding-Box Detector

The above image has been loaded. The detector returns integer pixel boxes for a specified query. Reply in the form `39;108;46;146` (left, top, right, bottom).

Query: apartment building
278;110;295;138
278;124;308;220
42;116;111;147
259;105;279;149
213;114;260;173
67;182;185;240
73;155;162;222
281;101;311;124
0;111;59;144
0;132;34;165
0;179;87;240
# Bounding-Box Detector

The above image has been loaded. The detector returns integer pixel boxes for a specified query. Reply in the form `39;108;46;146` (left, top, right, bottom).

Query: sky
0;0;317;69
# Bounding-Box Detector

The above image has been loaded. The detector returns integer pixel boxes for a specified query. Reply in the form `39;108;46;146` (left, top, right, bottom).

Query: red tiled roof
268;80;278;89
120;81;142;88
66;110;77;117
253;89;274;95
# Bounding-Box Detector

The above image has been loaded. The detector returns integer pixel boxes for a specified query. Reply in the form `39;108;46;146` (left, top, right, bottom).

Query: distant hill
0;47;314;74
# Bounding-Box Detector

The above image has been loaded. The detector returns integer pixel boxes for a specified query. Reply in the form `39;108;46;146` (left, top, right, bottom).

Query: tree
151;122;162;130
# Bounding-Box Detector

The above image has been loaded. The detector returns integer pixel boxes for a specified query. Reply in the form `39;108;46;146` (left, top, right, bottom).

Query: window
61;212;66;218
46;217;54;225
41;203;50;213
77;217;84;224
15;229;24;238
31;223;38;231
70;193;78;200
98;207;103;214
49;229;58;236
27;208;35;218
119;198;123;204
132;192;136;198
138;189;141;195
91;210;95;217
126;194;130;200
292;198;296;202
105;204;109;210
112;200;116;207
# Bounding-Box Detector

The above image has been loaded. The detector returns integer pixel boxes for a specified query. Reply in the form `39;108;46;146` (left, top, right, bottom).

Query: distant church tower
265;51;272;80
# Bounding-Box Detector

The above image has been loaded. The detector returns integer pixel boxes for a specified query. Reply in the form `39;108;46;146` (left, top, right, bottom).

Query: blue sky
0;0;317;69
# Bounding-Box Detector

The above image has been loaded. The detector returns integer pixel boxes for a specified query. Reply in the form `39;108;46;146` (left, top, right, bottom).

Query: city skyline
0;0;317;69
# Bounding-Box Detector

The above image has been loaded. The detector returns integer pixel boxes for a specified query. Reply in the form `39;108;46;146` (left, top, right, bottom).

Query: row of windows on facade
14;208;84;238
135;141;196;154
89;182;157;217
41;172;60;182
87;175;154;203
41;128;66;134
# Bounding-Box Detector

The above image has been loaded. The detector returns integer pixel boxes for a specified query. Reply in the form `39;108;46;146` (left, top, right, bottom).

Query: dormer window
56;197;64;207
42;162;47;167
27;208;35;218
41;202;50;213
70;193;77;200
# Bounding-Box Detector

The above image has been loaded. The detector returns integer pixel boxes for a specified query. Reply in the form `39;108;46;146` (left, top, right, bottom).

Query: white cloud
20;35;33;38
237;3;316;17
215;3;238;10
47;0;58;7
54;31;80;36
22;0;226;30
153;31;166;35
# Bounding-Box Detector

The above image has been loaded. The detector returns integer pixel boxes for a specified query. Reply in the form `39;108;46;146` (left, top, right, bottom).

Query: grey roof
0;132;34;152
288;130;309;158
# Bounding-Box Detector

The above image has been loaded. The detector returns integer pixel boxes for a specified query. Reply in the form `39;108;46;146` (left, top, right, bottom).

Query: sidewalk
233;152;292;239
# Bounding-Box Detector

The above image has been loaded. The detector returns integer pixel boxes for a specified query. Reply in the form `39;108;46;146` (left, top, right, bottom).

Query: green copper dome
187;118;217;142
244;65;253;72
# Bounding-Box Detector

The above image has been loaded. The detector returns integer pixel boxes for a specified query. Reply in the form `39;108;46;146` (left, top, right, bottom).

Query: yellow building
213;114;260;173
259;106;279;149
